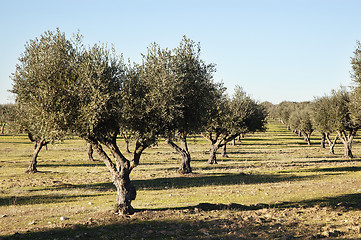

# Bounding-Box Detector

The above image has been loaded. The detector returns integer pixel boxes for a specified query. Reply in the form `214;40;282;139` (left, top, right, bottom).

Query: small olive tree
289;107;314;145
0;104;17;135
11;29;75;173
202;86;267;164
311;96;338;153
328;88;358;158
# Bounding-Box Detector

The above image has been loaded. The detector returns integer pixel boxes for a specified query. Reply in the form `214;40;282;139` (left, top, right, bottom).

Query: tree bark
87;142;94;161
302;132;311;145
344;142;353;159
167;136;192;174
208;144;219;164
221;144;228;158
25;139;45;174
325;133;337;154
337;130;355;159
0;123;5;135
88;138;136;215
125;139;131;153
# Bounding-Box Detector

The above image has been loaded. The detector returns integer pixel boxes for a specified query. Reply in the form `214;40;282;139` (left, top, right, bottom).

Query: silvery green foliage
204;85;267;146
11;28;75;143
138;36;218;138
350;41;361;125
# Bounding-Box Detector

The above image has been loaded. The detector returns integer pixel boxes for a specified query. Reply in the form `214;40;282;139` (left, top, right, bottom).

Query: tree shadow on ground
301;166;361;173
0;219;309;240
133;172;318;191
38;172;318;193
3;194;360;240
138;192;361;213
0;193;102;207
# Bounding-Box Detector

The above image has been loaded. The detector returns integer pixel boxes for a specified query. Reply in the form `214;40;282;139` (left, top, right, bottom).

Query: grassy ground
0;119;360;239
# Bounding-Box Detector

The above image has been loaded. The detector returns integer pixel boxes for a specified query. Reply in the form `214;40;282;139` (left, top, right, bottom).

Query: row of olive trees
269;90;358;158
10;29;266;214
269;41;361;158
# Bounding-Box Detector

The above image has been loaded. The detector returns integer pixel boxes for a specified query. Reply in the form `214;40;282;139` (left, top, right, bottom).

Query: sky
1;0;361;104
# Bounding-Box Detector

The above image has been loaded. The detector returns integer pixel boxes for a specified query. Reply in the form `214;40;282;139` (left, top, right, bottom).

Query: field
0;120;360;239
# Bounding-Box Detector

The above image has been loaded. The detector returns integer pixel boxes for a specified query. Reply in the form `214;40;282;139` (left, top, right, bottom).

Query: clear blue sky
1;0;361;104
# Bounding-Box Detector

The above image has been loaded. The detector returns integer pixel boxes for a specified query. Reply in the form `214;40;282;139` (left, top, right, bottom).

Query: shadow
3;195;360;239
29;182;116;193
0;217;312;240
139;193;361;213
38;162;104;168
301;166;361;173
133;172;317;191
31;172;317;193
273;193;361;210
0;193;101;207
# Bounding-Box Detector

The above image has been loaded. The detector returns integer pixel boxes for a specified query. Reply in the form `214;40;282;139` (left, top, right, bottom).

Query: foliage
203;86;267;163
11;29;75;144
138;36;219;173
0;104;17;134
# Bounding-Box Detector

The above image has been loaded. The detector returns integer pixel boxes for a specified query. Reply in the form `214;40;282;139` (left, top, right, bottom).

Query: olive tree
289;107;314;145
276;101;297;130
202;86;267;164
11;29;74;173
350;40;361;142
139;37;217;173
311;96;338;153
0;104;16;135
328;88;358;158
67;41;161;214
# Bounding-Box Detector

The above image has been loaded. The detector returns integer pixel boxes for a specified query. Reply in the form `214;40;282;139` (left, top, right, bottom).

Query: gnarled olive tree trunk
87;142;95;161
221;144;228;158
88;138;139;215
25;138;47;174
167;135;192;174
337;130;356;159
325;133;337;154
208;144;219;164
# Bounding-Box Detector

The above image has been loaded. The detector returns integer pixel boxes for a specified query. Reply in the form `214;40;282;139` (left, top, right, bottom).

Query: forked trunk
337;130;355;159
89;139;136;215
179;151;192;174
325;133;337;154
25;140;45;174
208;144;219;164
167;135;192;174
344;142;353;159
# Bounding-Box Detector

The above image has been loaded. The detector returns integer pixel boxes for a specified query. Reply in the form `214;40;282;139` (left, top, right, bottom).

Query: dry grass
0;120;360;239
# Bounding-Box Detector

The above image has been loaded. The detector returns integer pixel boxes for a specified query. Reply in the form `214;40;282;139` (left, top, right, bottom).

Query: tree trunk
320;132;326;149
325;133;337;154
25;140;45;174
221;144;228;158
0;123;5;135
167;134;192;174
124;139;131;153
344;142;353;159
208;144;219;164
337;131;354;159
89;139;136;215
87;142;95;161
113;173;136;214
